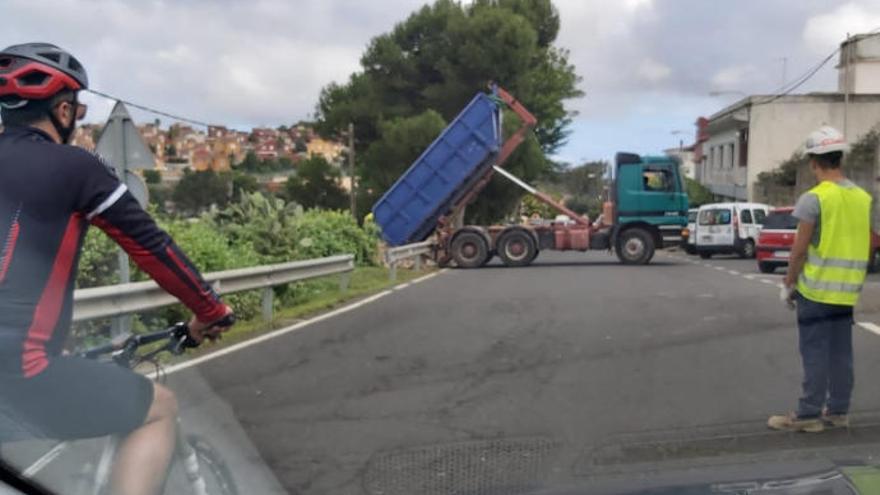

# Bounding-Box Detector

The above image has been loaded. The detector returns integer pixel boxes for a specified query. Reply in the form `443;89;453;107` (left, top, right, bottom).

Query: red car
756;207;880;274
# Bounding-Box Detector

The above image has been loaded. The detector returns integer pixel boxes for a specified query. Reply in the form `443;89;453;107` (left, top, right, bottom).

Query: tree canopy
316;0;581;222
284;156;348;210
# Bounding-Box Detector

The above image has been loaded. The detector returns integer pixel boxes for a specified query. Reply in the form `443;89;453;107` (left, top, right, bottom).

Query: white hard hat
804;125;848;155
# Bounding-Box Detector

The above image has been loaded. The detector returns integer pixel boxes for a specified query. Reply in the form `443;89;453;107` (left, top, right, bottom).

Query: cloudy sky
4;0;880;164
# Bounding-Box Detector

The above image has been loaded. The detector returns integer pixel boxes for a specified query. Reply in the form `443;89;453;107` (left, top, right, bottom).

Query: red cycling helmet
0;43;88;108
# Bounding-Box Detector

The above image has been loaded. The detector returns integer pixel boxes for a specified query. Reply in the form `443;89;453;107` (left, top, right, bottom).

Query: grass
179;265;431;361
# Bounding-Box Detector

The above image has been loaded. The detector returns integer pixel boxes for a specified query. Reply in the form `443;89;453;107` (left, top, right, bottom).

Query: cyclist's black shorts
0;356;153;440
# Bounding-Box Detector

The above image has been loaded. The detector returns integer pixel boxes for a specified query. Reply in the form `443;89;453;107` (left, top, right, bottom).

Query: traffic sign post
94;102;155;335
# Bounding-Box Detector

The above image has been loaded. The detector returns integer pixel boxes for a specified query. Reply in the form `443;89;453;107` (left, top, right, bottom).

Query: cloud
710;65;759;90
803;2;880;55
637;59;672;83
3;0;880;163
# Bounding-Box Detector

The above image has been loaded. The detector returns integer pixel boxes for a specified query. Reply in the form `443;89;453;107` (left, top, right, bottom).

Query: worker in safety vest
768;126;872;433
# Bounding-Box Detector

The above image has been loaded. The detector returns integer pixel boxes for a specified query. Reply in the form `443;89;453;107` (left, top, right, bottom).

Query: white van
684;208;698;254
695;202;769;259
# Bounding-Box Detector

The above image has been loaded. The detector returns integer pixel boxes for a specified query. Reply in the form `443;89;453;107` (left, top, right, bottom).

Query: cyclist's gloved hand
187;305;235;344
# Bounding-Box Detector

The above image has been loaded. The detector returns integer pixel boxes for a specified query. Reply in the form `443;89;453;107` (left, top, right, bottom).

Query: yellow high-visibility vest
797;180;872;306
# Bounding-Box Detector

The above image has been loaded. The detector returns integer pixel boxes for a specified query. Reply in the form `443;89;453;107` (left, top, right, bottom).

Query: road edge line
161;289;394;375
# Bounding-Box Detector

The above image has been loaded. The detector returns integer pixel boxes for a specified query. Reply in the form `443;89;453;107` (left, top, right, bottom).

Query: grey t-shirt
792;179;870;247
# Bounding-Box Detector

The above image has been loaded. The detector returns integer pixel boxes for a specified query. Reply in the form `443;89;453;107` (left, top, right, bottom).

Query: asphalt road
174;249;880;494
11;249;880;494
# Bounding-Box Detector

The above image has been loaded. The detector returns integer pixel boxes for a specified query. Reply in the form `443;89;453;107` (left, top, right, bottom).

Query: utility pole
348;122;356;218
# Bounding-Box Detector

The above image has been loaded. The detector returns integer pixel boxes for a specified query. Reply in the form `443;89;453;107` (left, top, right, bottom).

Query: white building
699;33;880;201
664;146;697;180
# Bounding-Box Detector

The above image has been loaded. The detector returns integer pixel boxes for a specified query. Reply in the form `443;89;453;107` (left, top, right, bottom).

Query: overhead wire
754;30;880;106
83;88;212;127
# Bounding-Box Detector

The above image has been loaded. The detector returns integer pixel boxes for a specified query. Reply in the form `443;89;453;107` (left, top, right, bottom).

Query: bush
294;209;378;265
74;192;380;342
77;228;119;288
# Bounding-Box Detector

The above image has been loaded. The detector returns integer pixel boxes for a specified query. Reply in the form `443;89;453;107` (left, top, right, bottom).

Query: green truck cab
609;152;689;264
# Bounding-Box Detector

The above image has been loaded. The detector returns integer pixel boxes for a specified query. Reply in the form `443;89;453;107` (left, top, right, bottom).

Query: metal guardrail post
414;255;422;271
389;262;398;282
261;287;274;321
339;271;351;292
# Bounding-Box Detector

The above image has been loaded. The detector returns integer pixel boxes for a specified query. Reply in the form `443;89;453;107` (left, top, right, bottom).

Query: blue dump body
372;93;502;246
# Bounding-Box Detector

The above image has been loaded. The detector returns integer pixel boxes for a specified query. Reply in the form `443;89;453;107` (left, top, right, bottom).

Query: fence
73;255;355;324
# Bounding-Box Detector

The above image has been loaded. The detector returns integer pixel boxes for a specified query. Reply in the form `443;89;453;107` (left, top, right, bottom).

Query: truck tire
738;239;756;259
616;228;655;265
497;229;538;267
451;231;490;269
698;251;711;259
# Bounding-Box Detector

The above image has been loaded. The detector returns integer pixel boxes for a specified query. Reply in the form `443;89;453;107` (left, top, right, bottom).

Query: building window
726;143;734;168
739;129;748;167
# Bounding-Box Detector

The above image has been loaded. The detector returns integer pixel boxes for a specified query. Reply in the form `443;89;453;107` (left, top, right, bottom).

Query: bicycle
0;320;239;495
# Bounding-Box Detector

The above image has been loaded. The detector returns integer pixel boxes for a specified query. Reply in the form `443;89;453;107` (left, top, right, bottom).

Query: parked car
757;207;880;274
756;207;797;273
684;208;698;254
695;202;769;259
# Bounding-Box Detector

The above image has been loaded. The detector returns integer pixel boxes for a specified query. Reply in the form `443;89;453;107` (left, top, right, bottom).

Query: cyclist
0;43;234;495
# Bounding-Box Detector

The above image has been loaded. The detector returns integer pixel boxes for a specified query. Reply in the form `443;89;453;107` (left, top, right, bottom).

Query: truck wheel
497;230;537;267
739;239;756;259
699;251;711;259
758;262;776;274
451;231;489;269
616;228;655;265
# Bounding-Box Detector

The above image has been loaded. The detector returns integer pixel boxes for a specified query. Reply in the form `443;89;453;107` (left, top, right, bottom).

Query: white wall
746;96;880;200
702;128;747;199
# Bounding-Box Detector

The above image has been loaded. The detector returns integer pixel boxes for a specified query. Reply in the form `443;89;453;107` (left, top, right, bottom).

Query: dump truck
372;85;689;267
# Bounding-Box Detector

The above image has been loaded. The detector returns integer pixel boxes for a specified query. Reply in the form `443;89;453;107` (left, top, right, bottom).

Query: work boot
767;412;824;433
822;408;850;429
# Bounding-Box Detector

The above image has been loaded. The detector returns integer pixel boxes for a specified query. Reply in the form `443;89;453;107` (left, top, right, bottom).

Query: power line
754;30;880;106
753;47;840;105
84;88;212;127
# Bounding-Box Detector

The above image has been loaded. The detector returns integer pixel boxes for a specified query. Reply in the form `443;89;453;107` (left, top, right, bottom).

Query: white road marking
728;270;740;276
158;270;450;376
857;321;880;336
760;279;773;285
714;266;725;271
158;289;395;376
744;275;756;280
393;282;411;290
409;269;446;285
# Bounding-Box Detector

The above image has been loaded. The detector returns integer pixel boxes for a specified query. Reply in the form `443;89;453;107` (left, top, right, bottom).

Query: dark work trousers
795;293;855;419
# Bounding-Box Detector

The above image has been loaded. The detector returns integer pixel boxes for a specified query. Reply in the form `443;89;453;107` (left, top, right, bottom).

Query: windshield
3;2;880;495
763;212;799;230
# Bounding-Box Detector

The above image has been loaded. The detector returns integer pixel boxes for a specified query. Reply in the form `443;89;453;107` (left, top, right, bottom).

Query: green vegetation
171;169;232;215
234;150;295;174
284;156;348;210
317;0;581;223
684;177;714;208
142;169;161;184
73;192;384;344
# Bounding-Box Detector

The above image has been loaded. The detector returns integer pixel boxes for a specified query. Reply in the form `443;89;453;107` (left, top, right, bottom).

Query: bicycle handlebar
79;313;236;362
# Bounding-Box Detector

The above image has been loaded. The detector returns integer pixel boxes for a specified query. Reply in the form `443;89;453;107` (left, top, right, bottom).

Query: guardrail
385;241;434;281
74;254;355;323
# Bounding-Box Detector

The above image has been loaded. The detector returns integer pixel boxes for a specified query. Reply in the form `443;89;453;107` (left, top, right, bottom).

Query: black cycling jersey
0;126;225;377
